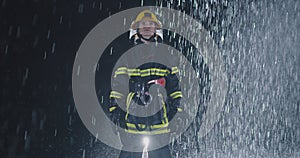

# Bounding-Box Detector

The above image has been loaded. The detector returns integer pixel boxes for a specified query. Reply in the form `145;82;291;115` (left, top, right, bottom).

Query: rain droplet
94;133;98;142
4;45;8;55
59;16;63;24
8;25;13;36
54;128;57;136
70;137;74;145
24;135;30;151
82;149;86;158
90;137;93;148
99;2;102;10
39;119;44;130
93;64;97;73
110;47;113;55
221;35;225;43
91;115;96;125
24;130;28;140
92;2;96;8
22;68;29;86
68;116;72;126
47;29;51;39
96;63;99;71
43;51;47;60
16;124;20;135
77;65;81;76
31;110;37;124
78;4;84;14
16;26;21;39
67;105;71;114
51;42;56;53
123;18;126;26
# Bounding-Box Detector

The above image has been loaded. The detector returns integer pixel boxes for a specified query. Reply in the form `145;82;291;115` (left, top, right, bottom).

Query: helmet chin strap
137;29;156;42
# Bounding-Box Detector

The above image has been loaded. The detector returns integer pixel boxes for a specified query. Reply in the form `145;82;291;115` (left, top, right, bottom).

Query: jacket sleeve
165;70;183;112
109;67;128;127
109;91;123;122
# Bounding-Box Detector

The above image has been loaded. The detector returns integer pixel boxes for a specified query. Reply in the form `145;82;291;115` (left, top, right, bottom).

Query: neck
140;38;150;44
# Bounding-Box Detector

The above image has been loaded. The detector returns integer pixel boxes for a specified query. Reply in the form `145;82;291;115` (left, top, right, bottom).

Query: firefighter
109;10;183;158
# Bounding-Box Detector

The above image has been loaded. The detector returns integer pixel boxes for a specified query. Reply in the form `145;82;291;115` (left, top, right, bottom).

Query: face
138;20;156;39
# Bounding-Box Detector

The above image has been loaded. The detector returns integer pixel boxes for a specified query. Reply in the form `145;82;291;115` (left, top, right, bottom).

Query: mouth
141;30;155;35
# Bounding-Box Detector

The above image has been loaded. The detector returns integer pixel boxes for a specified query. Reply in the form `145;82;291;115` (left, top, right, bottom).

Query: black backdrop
2;0;299;158
0;0;228;157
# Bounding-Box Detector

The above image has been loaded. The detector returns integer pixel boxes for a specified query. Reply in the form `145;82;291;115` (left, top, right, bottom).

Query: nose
144;21;152;26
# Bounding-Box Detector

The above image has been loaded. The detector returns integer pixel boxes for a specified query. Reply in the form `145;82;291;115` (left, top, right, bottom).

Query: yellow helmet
131;10;162;29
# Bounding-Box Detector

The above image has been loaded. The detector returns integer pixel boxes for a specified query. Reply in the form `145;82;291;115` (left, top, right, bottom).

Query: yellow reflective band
111;91;124;96
110;91;124;99
126;92;135;107
126;122;169;129
127;68;139;72
177;108;183;112
151;68;167;75
114;67;133;77
114;67;173;77
126;123;146;129
109;106;117;112
140;73;151;77
125;128;170;135
138;124;146;129
127;69;141;76
151;123;169;129
170;91;182;98
172;94;183;99
157;94;169;125
114;70;127;77
140;68;168;73
171;66;178;71
141;73;166;77
171;70;179;74
171;66;178;70
171;67;179;74
140;70;151;77
128;72;141;76
152;68;168;73
155;72;168;76
125;92;135;120
115;70;127;74
162;101;169;124
109;95;122;99
140;68;169;77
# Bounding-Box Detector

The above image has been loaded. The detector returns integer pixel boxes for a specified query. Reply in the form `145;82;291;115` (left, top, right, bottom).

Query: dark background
1;0;299;158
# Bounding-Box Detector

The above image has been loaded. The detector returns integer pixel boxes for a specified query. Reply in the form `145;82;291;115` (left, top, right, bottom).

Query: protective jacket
109;35;183;135
109;62;182;135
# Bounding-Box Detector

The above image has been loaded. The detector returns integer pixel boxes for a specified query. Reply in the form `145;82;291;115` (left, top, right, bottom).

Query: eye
149;22;155;26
